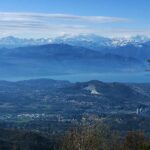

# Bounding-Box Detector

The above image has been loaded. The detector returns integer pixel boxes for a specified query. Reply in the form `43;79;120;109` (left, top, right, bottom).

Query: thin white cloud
0;12;149;38
0;12;128;23
98;28;150;38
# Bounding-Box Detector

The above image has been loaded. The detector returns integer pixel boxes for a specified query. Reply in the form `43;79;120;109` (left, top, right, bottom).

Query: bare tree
62;124;120;150
123;131;145;150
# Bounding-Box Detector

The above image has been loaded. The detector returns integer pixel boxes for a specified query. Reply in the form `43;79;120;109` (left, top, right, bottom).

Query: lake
1;72;150;83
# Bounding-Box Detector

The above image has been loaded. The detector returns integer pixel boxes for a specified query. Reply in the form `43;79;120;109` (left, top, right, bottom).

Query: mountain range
0;35;149;48
0;35;149;79
0;44;145;78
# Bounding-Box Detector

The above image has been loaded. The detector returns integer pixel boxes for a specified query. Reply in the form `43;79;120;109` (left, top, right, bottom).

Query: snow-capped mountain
53;34;112;46
0;36;52;48
52;34;113;50
52;34;150;63
0;35;148;78
111;35;150;47
52;34;150;48
0;34;149;49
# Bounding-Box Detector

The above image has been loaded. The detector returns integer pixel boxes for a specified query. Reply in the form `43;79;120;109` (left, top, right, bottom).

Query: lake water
2;72;150;83
47;72;150;83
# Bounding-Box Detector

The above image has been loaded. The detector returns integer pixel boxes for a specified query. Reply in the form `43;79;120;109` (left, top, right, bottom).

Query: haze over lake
1;72;149;83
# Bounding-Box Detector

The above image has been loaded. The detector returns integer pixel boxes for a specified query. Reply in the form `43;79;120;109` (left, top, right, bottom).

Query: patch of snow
84;84;100;95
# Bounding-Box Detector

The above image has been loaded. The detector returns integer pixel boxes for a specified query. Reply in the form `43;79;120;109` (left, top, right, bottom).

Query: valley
0;79;150;134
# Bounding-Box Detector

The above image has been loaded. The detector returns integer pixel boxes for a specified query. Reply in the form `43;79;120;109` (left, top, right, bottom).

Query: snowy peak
0;36;52;48
52;34;150;48
111;35;150;47
52;34;113;47
0;35;149;48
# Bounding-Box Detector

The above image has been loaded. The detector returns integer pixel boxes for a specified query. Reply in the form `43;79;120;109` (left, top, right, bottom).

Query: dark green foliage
0;128;61;150
0;125;150;150
141;143;150;150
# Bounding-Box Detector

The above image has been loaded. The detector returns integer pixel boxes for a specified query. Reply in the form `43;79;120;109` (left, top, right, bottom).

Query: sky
0;0;149;38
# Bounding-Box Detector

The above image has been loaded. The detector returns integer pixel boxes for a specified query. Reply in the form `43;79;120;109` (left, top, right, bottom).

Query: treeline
62;124;150;150
0;124;150;150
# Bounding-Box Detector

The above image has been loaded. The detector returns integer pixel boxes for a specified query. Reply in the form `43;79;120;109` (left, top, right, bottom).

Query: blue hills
0;43;145;78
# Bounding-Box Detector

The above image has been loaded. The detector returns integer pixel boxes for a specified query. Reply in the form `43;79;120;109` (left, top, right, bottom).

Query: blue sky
0;0;149;38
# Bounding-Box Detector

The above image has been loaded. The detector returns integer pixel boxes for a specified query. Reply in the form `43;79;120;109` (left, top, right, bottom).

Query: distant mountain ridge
0;36;52;48
0;35;149;79
53;34;150;48
0;35;150;62
0;35;149;49
0;44;144;78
